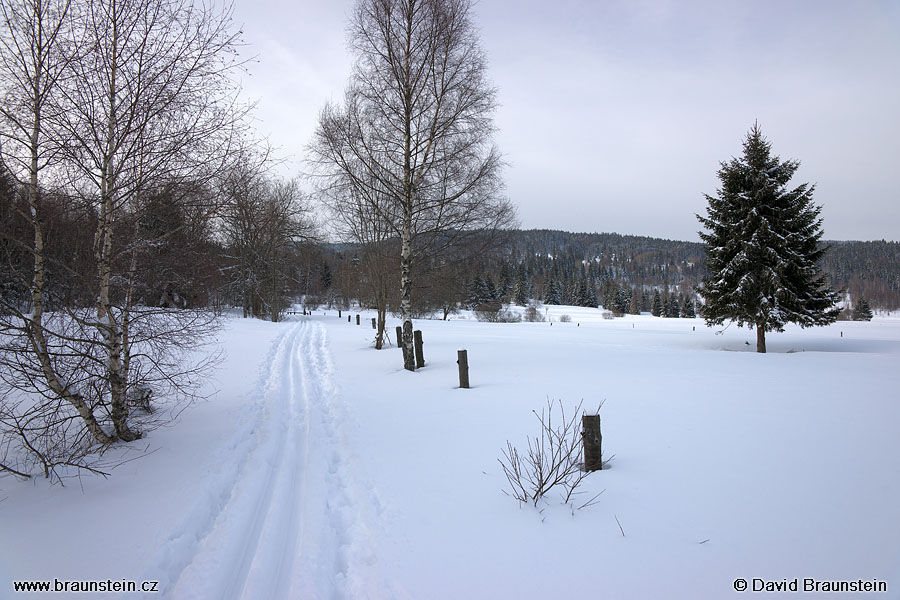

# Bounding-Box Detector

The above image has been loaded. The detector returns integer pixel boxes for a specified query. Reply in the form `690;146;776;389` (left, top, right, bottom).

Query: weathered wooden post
457;349;469;388
356;314;360;325
583;414;603;472
414;330;425;368
371;318;376;329
396;326;403;347
338;309;342;318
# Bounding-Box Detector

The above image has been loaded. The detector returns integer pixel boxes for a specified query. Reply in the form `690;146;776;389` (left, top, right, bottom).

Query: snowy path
148;319;388;599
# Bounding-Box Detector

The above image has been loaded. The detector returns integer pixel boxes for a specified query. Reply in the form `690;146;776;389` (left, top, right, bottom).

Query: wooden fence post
356;314;360;325
583;414;603;472
338;309;342;318
414;330;425;368
347;315;351;323
457;349;469;388
371;318;376;329
396;326;403;347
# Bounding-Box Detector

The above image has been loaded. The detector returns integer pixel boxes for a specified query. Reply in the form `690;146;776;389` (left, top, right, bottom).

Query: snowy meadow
2;308;899;599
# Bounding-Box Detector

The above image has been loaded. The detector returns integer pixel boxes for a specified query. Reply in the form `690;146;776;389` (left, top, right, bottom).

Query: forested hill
500;230;900;311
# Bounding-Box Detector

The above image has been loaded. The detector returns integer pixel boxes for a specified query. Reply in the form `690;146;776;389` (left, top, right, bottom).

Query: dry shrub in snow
499;399;605;509
474;302;520;323
558;314;571;323
523;304;545;322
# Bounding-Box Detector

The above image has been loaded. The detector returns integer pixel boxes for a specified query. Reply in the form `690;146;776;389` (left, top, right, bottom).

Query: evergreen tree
602;281;617;310
650;289;662;316
697;123;840;352
514;263;529;305
498;262;513;301
576;276;590;307
467;276;485;308
666;293;680;318
564;279;577;306
629;288;640;314
587;278;599;308
660;287;670;317
852;299;873;321
544;279;561;305
614;286;629;314
681;295;696;318
513;280;528;305
484;275;498;302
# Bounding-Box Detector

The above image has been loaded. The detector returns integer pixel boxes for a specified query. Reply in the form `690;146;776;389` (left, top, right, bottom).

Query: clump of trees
697;123;840;353
219;158;317;322
0;0;261;479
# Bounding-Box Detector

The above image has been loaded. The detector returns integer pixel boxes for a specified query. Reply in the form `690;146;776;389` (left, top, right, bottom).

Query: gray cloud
235;0;900;241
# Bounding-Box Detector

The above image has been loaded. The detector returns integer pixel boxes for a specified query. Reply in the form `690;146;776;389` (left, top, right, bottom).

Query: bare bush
0;308;221;481
474;302;521;323
473;301;500;321
523;303;545;322
559;314;572;323
499;399;605;508
497;309;522;323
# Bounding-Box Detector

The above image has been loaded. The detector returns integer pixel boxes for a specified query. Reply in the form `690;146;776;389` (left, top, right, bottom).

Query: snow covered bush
498;399;604;509
558;314;572;323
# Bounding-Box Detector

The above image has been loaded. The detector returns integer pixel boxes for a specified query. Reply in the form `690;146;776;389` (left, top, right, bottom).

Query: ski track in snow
144;319;390;599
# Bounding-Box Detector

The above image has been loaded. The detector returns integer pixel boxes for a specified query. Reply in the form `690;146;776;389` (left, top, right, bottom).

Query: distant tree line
818;240;900;312
461;231;896;313
306;226;898;323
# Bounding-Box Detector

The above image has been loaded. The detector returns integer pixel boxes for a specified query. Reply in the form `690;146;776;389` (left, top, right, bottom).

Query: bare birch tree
51;0;246;441
311;0;514;370
0;0;116;449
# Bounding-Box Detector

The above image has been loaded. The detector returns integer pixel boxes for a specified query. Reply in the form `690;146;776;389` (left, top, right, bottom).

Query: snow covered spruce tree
311;0;514;371
697;123;840;353
852;299;873;321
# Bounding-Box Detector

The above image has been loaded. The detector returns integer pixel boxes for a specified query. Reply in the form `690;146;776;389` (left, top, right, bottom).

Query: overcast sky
231;0;900;242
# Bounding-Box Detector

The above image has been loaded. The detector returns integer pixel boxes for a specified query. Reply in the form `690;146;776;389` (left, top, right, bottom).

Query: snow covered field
2;308;899;599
